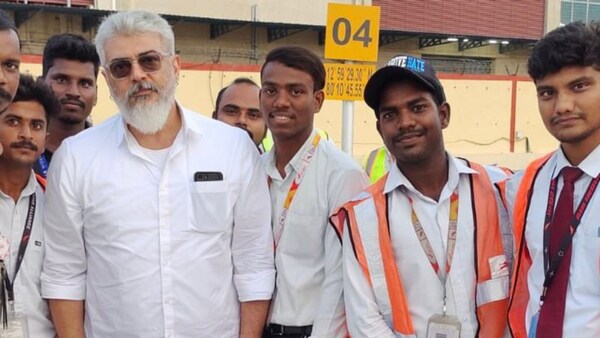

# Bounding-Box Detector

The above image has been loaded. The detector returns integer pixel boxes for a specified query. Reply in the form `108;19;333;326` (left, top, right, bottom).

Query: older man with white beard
41;11;275;338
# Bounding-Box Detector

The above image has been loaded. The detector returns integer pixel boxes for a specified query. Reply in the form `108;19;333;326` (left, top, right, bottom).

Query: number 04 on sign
325;3;380;62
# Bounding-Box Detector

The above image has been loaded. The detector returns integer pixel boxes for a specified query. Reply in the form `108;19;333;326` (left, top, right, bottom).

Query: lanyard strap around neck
408;191;459;284
273;133;321;250
540;172;599;303
3;193;36;301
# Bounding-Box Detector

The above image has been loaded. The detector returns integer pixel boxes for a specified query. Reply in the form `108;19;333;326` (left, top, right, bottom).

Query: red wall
373;0;545;40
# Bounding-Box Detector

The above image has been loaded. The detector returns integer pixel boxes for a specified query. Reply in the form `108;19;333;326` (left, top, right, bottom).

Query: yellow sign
324;63;376;101
325;3;380;62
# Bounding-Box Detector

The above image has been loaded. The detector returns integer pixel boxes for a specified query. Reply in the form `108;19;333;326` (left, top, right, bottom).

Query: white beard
113;76;177;135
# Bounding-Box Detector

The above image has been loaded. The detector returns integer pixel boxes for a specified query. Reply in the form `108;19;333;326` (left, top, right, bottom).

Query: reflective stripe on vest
507;152;554;338
342;161;509;338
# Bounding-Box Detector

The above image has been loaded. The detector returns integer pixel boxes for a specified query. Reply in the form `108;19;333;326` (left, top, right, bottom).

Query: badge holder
0;262;29;338
0;301;29;338
426;289;461;338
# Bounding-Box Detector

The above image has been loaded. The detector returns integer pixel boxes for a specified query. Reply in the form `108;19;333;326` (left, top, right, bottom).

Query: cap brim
364;66;437;111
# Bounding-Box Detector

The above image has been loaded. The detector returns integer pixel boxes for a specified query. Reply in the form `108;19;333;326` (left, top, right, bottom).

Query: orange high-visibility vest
331;160;509;338
507;152;554;338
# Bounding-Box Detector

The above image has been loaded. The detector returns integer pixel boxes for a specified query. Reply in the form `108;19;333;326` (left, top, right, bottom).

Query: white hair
94;10;175;65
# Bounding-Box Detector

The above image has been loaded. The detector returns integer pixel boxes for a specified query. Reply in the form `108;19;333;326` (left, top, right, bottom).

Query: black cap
364;54;446;115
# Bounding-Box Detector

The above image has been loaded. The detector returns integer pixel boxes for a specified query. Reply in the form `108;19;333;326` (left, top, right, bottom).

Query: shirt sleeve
232;137;276;302
342;219;397;338
41;140;87;300
312;166;369;338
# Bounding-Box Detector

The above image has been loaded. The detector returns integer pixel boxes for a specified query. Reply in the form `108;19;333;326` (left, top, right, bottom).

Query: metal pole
341;95;354;155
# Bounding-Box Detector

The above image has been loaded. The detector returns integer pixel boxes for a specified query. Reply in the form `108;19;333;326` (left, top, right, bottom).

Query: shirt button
163;260;169;266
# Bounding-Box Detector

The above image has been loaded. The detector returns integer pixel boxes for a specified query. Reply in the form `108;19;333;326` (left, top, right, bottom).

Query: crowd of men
0;8;598;338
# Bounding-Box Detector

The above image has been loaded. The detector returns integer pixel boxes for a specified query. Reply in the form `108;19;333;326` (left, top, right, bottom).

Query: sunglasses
106;52;171;80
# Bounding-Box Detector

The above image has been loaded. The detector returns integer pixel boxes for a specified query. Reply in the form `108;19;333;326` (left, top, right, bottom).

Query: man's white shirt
263;129;368;338
41;107;275;338
506;146;600;338
0;172;54;337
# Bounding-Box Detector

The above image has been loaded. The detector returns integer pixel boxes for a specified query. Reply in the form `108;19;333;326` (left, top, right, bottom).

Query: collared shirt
41;106;275;338
344;155;510;338
506;145;600;338
0;172;54;337
263;129;368;338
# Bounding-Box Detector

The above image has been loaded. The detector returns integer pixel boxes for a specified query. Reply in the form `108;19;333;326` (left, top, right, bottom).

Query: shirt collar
383;153;477;195
553;144;600;179
264;129;319;180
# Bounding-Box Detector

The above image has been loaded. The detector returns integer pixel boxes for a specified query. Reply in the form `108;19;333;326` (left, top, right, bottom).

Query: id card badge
0;308;30;338
528;311;539;338
426;313;461;338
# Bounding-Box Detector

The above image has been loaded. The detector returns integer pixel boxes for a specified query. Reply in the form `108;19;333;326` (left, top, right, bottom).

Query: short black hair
261;46;325;91
213;77;259;116
528;21;600;82
11;73;60;124
42;33;100;78
0;10;20;48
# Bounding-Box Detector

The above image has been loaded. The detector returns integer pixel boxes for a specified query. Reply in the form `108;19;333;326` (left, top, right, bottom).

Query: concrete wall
95;0;369;25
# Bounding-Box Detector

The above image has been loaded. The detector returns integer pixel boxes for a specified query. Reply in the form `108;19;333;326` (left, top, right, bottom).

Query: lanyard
3;193;36;302
273;133;321;250
36;153;49;178
539;172;600;305
408;191;459;314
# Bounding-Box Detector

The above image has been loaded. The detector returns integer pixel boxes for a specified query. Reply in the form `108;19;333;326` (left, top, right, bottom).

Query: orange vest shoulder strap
329;173;390;243
466;161;510;338
508;152;554;338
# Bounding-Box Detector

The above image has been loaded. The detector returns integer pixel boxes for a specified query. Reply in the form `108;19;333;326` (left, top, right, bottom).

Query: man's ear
313;90;325;113
439;102;451;129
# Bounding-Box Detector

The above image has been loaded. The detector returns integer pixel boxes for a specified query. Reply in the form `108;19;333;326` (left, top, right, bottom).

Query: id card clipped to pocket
426;313;461;338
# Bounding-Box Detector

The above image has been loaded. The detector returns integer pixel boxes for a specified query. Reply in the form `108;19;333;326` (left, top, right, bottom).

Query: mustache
10;140;38;151
60;98;85;109
126;81;159;100
551;113;582;124
0;87;12;101
392;129;425;142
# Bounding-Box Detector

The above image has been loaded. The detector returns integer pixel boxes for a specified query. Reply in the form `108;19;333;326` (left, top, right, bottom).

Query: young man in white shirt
34;33;100;178
506;21;600;338
334;54;511;338
41;11;275;338
0;74;60;337
260;46;368;338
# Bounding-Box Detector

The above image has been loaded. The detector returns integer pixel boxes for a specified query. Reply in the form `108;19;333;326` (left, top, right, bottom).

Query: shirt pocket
279;210;326;261
188;181;234;233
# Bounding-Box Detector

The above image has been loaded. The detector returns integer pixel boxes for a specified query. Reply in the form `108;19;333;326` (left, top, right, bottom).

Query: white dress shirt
506;145;600;338
41;106;275;338
0;172;54;337
263;129;368;338
344;155;510;338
